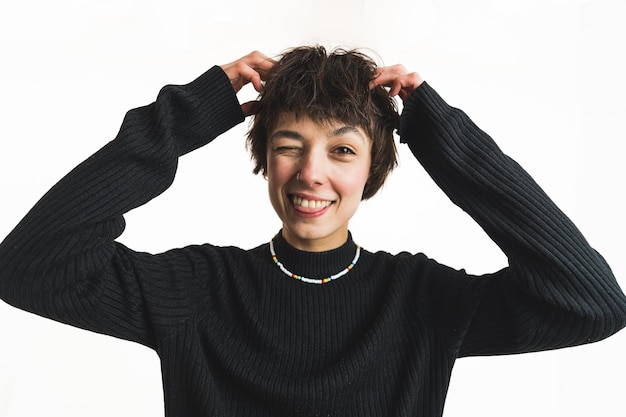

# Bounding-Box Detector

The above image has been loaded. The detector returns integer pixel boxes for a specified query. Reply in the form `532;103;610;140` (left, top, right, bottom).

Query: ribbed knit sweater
1;66;625;417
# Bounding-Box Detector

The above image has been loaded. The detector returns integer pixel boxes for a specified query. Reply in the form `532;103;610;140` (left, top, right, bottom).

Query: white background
1;0;625;416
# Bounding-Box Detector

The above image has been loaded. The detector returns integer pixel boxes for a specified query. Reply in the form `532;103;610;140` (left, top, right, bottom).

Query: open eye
333;146;356;155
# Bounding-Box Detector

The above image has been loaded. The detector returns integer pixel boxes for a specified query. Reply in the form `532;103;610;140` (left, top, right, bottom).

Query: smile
291;195;333;209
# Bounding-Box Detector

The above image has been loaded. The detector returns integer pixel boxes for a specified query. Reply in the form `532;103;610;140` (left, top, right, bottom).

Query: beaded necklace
269;237;361;284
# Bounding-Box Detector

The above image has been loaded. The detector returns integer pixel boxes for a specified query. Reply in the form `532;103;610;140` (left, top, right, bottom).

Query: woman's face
266;113;372;252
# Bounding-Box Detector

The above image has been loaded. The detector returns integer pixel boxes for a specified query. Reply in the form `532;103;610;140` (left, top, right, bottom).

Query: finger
372;65;408;87
248;71;263;93
387;74;425;100
244;51;276;80
233;62;264;92
370;68;396;90
369;68;385;89
241;100;260;117
392;78;404;97
221;51;274;93
252;57;277;81
400;72;425;98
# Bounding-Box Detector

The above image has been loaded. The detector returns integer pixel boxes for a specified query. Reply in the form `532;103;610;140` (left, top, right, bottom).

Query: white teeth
292;195;331;209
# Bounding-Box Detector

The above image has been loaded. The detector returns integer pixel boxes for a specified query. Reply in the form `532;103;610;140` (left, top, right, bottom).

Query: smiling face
266;113;372;252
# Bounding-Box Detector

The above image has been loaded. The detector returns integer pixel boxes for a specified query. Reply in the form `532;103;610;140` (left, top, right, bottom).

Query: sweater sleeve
0;66;245;349
399;82;626;357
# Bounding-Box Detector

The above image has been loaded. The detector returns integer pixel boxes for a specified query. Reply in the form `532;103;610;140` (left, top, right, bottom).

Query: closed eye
273;146;302;155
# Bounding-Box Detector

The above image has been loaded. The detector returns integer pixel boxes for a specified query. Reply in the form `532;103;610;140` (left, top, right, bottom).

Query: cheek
266;157;294;190
337;162;371;198
266;158;299;220
358;158;372;185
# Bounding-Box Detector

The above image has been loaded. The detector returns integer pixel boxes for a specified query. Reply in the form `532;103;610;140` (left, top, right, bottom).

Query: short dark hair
246;45;399;200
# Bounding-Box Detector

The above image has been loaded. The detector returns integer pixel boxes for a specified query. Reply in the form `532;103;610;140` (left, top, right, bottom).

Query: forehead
270;112;370;143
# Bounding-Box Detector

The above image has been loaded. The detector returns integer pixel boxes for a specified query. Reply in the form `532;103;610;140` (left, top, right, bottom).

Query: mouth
290;194;334;210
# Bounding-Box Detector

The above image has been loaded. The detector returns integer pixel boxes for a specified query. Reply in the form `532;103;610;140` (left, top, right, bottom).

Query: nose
297;149;326;187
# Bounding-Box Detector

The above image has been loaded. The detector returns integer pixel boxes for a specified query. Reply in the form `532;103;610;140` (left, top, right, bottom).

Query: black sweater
1;66;625;417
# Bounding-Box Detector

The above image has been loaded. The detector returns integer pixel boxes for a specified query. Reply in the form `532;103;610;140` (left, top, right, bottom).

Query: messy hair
246;45;399;200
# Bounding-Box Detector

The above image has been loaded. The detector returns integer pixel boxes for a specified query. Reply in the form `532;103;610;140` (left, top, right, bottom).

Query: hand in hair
220;50;276;116
370;65;424;103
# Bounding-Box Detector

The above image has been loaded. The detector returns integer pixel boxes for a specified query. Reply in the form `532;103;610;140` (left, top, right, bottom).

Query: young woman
1;46;625;417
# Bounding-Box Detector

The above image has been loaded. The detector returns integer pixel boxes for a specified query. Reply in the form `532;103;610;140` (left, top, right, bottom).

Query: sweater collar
271;230;358;280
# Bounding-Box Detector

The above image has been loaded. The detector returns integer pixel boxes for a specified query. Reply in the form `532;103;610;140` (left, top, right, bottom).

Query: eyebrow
330;126;366;142
270;125;366;143
270;130;305;142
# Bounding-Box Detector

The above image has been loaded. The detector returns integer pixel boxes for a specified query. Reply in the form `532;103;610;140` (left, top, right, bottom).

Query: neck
281;227;349;252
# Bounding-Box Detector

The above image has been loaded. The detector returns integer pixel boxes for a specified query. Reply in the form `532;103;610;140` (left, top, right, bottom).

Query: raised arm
0;52;274;348
375;65;626;355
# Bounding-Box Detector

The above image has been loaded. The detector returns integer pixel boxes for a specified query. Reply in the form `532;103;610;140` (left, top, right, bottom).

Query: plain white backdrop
1;0;625;416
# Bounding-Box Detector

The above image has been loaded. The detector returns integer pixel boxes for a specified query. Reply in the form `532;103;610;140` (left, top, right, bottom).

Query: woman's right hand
220;51;276;116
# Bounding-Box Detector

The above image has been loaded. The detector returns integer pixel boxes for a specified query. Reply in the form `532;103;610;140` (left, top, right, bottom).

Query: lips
291;195;333;209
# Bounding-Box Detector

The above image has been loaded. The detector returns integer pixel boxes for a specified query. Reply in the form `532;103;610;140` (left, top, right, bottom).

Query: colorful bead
269;237;361;285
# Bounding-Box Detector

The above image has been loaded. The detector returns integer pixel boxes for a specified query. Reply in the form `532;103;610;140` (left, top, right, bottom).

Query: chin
286;225;327;241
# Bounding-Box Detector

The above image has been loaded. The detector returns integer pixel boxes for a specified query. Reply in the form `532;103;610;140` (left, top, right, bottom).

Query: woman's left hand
370;65;424;103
